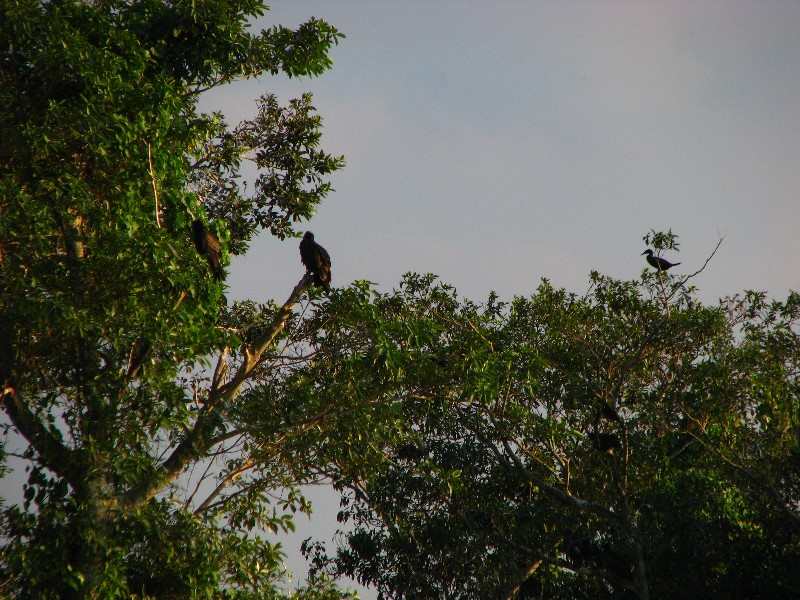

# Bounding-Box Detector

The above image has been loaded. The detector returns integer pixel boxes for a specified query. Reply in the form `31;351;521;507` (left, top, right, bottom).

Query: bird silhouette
192;220;225;280
642;249;680;272
590;432;622;453
126;339;151;379
299;231;331;292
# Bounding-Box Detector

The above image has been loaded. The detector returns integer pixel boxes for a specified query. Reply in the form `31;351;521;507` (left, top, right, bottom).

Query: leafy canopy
296;266;800;599
1;0;350;597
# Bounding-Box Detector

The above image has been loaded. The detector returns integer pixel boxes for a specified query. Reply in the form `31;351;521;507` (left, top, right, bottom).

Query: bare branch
677;234;725;284
194;455;256;515
211;347;229;391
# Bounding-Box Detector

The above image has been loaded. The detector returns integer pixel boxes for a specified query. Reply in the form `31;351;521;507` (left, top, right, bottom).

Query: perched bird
598;402;622;423
590;432;622;453
192;220;225;281
642;249;680;272
299;231;331;291
395;444;429;461
126;339;151;380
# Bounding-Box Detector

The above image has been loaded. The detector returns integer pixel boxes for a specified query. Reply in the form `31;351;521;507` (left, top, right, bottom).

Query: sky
206;1;800;311
196;2;800;596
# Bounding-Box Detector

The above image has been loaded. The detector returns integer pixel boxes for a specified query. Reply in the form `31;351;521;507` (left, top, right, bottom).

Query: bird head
642;249;653;257
303;231;314;241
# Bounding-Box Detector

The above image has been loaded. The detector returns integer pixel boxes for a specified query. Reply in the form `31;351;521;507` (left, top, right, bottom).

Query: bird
598;402;622;423
192;220;225;280
299;231;331;292
590;432;622;453
126;339;151;380
395;444;429;461
642;249;680;272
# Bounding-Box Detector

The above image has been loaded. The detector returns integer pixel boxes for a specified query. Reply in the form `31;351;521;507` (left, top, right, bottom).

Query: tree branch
194;455;256;515
490;438;617;521
501;538;639;594
2;386;82;489
500;559;543;600
120;274;313;509
677;235;725;284
147;143;162;229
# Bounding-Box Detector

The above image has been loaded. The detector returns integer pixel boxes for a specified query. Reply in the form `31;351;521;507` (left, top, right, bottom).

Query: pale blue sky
205;1;800;310
206;2;800;595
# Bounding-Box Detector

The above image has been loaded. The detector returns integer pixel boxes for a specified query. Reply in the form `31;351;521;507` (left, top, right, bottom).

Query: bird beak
641;250;648;255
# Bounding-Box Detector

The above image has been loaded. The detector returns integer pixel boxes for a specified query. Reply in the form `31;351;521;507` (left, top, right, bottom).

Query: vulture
590;432;622;453
396;444;429;461
126;339;151;380
642;249;680;272
299;231;331;292
192;220;225;280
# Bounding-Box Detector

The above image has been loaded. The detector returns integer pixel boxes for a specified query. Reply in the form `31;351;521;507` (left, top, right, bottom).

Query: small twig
172;290;188;311
147;143;162;228
678;235;726;284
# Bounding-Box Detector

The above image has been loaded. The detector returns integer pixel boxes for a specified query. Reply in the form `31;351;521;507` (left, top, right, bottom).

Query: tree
0;1;353;597
4;3;798;599
295;263;800;599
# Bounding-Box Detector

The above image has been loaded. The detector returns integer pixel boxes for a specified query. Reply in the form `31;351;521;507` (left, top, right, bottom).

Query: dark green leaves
302;273;800;599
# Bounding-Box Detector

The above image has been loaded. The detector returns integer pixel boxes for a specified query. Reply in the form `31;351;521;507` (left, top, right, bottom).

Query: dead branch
677;234;726;284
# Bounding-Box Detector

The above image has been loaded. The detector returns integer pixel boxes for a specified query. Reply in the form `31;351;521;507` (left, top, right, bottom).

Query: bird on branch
192;220;225;281
126;339;151;380
642;249;680;272
590;431;622;453
299;231;331;292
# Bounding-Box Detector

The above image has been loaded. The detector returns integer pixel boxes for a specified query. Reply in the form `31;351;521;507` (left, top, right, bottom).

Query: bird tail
312;273;331;294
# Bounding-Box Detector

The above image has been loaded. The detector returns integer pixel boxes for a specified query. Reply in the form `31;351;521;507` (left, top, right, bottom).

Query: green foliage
190;93;344;252
292;265;799;599
3;3;797;597
0;1;349;597
642;229;680;252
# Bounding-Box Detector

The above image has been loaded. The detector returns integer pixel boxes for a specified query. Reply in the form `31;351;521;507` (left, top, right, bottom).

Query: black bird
192;220;225;281
396;444;429;461
590;432;622;453
642;249;680;272
598;402;622;423
299;231;331;291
